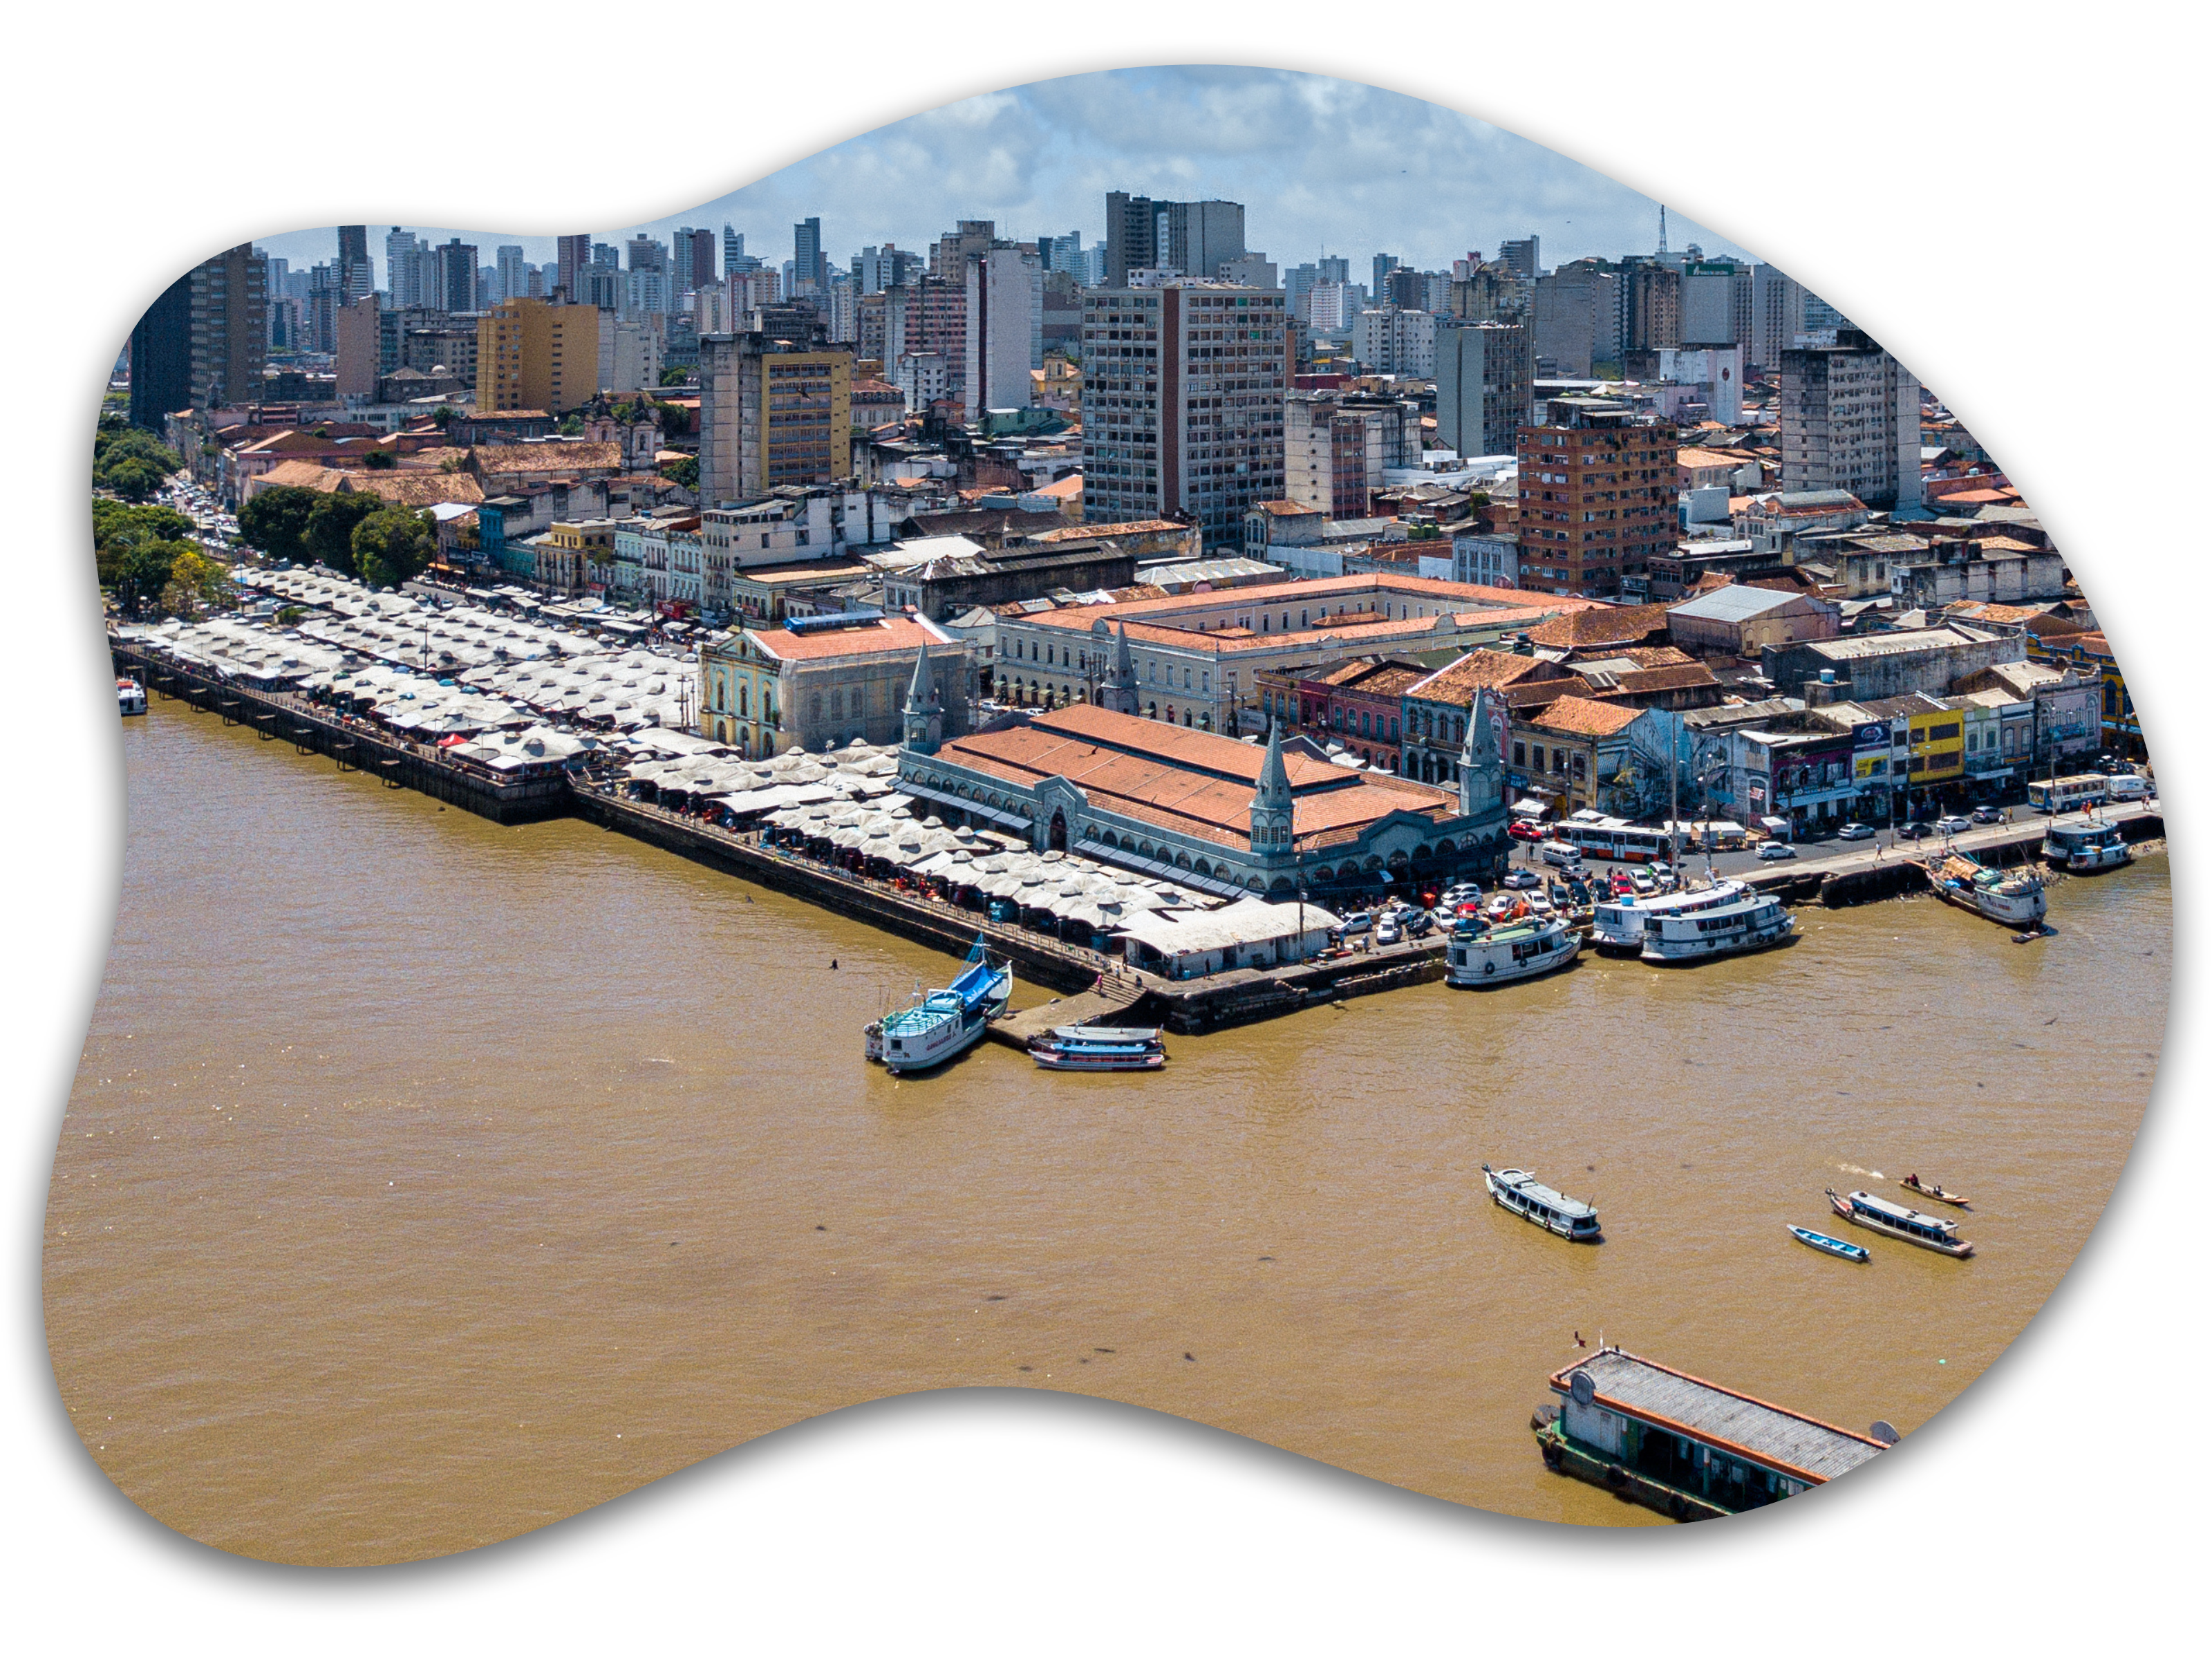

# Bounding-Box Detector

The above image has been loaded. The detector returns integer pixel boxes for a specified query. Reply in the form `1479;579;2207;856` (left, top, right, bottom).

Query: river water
44;702;2170;1562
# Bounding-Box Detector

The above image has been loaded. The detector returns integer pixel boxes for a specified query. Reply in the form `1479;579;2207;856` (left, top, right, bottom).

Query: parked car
1609;870;1635;895
1897;821;1933;840
1970;806;2005;824
1631;871;1657;894
1836;822;1876;841
1756;841;1798;861
1507;819;1546;842
1376;916;1403;945
1405;910;1436;939
1336;910;1375;934
1501;870;1541;891
1935;814;1971;835
1539;841;1584;869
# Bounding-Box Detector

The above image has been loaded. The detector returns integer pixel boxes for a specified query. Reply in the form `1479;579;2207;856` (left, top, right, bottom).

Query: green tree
238;485;321;562
559;414;585;436
658;367;691;388
352;507;435;589
654;400;692;438
304;491;384;575
362;450;397;469
658;455;700;491
92;500;196;595
92;423;183;502
118;538;193;614
432;405;454;429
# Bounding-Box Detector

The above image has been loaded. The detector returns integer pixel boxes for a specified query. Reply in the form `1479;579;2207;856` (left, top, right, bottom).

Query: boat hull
1788;1225;1869;1262
884;1007;993;1075
1446;923;1582;988
1829;1192;1974;1257
1897;1180;1971;1209
1639;922;1797;965
1031;1050;1165;1071
1481;1165;1602;1241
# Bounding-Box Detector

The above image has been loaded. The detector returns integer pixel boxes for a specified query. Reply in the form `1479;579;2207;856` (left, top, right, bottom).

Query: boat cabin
1541;1347;1888;1519
1844;1190;1962;1247
1488;1168;1601;1238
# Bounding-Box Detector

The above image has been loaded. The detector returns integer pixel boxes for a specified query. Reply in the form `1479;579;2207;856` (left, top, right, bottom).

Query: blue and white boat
1030;1025;1166;1071
1787;1224;1870;1263
867;936;1013;1076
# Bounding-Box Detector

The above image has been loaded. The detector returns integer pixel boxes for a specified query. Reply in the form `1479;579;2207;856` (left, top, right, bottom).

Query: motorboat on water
117;677;147;716
866;936;1013;1076
1481;1163;1602;1241
1826;1188;1974;1257
1897;1174;1971;1209
1638;890;1796;964
1590;878;1747;955
2042;819;2131;873
1920;852;2046;928
1788;1224;1870;1263
1030;1024;1167;1071
1446;914;1581;987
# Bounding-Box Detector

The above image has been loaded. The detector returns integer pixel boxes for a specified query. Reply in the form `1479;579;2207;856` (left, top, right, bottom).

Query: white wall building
963;247;1043;421
1349;307;1436;377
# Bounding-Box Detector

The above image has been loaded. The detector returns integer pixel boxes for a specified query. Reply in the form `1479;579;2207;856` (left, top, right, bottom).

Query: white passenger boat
1031;1026;1167;1072
869;936;1013;1076
1920;851;2047;927
1590;878;1747;955
117;677;147;716
1482;1164;1602;1241
1445;914;1581;987
1638;890;1796;964
2041;820;2131;873
1826;1187;1974;1257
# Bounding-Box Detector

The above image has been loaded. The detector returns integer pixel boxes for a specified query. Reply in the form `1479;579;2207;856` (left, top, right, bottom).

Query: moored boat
1826;1187;1974;1257
118;677;147;716
1446;914;1582;987
1591;877;1747;955
874;936;1013;1076
1638;890;1796;964
1920;852;2046;927
1029;1023;1167;1071
1897;1173;1971;1209
1482;1163;1602;1241
2042;819;2131;873
1787;1224;1869;1263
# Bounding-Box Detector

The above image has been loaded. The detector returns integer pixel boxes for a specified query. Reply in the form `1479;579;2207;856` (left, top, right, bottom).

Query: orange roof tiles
1524;603;1672;649
749;615;950;662
1521;694;1645;738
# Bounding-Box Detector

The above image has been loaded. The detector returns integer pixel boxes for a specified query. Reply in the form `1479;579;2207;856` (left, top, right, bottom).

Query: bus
2027;774;2108;814
1557;818;1676;863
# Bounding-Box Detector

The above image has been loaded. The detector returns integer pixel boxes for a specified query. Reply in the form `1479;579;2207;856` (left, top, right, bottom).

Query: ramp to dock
988;981;1150;1051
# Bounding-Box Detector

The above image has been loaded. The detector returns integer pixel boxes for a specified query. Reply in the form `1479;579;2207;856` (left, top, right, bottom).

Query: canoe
1897;1176;1971;1209
1788;1224;1870;1263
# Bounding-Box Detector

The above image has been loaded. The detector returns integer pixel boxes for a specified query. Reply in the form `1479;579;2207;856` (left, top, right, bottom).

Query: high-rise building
1217;253;1277;290
555;234;592;301
1080;281;1288;550
791;217;825;294
1778;328;1921;509
963;246;1043;420
1533;261;1622;376
1622;262;1682;353
1349;307;1436;377
627;235;667;274
184;243;270;408
1433;321;1532;461
127;271;191;429
592;243;621;270
722;227;754;275
1284;389;1423;518
1515;399;1676;601
337;225;374;302
433;238;478;313
1104;194;1246;287
496;246;528;303
334;295;379;400
854;245;899;295
695;329;852;502
1315;255;1350;285
1372;253;1400;294
476;297;601;414
1498;236;1541;280
1678;261;1740;346
1747;265;1806;373
929;220;995;280
384;229;421;307
675;227;717;293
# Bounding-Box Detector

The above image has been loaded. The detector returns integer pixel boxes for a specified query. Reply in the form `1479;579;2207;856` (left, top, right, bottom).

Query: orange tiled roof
1520;694;1645;738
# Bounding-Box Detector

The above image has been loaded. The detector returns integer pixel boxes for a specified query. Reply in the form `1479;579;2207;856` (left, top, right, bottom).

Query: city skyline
245;67;1756;288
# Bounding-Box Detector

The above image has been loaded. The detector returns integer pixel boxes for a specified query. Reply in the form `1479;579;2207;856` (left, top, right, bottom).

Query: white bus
1558;819;1674;863
2027;774;2108;814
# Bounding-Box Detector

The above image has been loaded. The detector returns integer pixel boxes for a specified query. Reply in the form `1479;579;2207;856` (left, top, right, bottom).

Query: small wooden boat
1029;1023;1166;1071
1828;1188;1974;1257
1897;1174;1971;1209
1788;1224;1870;1263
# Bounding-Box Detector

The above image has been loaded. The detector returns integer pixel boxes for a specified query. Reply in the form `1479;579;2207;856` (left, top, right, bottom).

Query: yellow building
697;335;852;502
476;297;600;415
531;518;617;595
1904;698;1965;787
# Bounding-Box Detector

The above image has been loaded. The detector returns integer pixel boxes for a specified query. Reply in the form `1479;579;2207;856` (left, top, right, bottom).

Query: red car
1508;820;1545;842
1609;870;1635;895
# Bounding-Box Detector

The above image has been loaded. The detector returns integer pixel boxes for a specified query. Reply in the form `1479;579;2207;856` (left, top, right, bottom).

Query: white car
1501;870;1541;891
1756;841;1797;861
1836;823;1876;841
1935;814;1971;835
1375;917;1403;945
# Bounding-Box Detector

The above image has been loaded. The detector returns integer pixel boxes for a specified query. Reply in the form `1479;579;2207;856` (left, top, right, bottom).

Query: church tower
1098;620;1139;717
1250;717;1295;856
903;642;941;754
1460;685;1505;817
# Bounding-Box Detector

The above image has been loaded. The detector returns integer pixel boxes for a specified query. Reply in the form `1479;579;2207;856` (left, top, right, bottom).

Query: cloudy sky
252;66;1756;281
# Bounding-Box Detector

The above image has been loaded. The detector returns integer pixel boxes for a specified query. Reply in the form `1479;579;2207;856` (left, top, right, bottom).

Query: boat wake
1837;1163;1886;1179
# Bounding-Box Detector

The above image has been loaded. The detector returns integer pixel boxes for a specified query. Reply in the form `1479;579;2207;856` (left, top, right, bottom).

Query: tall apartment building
433;238;478;314
930;219;997;279
1533;261;1620;375
1285;390;1422;518
1349;306;1436;377
475;297;600;414
675;227;717;293
1434;321;1533;461
791;218;825;294
722;227;753;275
1080;281;1288;550
127;271;191;429
1678;261;1740;346
963;245;1042;420
1103;193;1246;286
1622;262;1682;353
1778;329;1922;510
1447;260;1531;325
337;225;374;303
1218;252;1277;290
696;330;852;503
166;242;268;409
1498;236;1541;280
385;228;421;307
1747;265;1806;372
1515;399;1677;601
910;274;968;398
334;294;379;399
494;246;528;303
554;234;592;301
